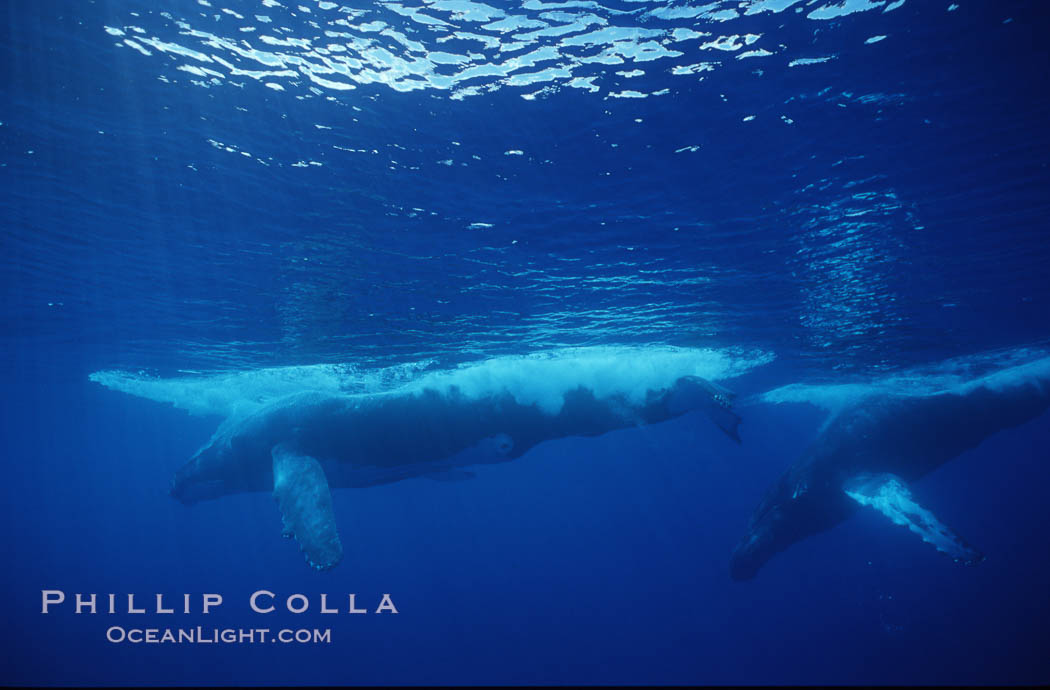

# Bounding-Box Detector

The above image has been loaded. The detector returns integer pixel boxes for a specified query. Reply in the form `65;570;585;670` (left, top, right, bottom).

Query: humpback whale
169;373;743;570
730;356;1050;581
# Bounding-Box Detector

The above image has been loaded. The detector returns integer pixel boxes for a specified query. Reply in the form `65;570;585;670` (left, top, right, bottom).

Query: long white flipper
272;445;343;571
844;473;984;566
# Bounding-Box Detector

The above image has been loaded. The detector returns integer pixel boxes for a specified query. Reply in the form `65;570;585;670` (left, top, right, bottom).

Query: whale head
730;468;854;580
170;415;275;504
730;500;788;581
170;438;236;505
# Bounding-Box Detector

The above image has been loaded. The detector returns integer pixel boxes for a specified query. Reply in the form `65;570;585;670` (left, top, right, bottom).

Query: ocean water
3;0;1050;686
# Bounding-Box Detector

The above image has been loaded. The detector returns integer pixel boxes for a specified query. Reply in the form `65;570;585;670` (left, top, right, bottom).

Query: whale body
730;356;1050;581
170;374;743;570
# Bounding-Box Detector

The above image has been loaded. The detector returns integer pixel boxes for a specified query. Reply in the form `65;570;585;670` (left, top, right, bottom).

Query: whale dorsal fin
844;473;983;566
272;445;343;571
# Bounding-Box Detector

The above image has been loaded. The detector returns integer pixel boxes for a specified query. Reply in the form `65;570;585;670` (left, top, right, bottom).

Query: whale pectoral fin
272;445;344;571
844;473;983;566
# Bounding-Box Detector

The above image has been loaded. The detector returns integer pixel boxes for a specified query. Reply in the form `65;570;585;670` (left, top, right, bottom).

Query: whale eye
494;434;514;455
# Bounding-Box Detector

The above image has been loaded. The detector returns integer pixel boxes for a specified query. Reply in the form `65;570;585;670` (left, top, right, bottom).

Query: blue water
3;0;1050;685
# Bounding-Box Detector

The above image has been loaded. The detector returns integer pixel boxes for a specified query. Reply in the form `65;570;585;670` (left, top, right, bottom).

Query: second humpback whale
168;369;743;570
730;355;1050;581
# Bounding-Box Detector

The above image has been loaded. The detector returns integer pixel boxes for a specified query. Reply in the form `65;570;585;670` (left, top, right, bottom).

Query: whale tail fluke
705;403;742;443
668;376;743;443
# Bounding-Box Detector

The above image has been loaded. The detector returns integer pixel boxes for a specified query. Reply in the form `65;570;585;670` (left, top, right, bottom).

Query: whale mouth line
729;528;773;581
171;478;227;505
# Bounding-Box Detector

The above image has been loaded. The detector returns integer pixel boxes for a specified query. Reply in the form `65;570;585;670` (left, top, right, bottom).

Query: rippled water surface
5;0;1048;376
